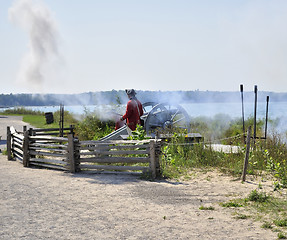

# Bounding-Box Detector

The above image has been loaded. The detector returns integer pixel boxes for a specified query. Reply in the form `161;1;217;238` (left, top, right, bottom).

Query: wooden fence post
70;125;75;137
7;126;13;161
67;134;76;173
154;139;161;178
242;126;251;182
29;128;36;160
23;130;30;167
74;137;80;172
150;139;156;179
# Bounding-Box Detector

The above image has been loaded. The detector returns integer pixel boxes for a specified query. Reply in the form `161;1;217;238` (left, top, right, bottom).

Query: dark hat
125;89;136;96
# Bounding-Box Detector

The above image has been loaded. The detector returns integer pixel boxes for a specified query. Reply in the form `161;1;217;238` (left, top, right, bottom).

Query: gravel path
0;115;33;152
0;116;279;239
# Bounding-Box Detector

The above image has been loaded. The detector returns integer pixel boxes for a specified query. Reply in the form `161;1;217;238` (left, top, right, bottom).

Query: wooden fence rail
29;125;74;137
7;126;161;178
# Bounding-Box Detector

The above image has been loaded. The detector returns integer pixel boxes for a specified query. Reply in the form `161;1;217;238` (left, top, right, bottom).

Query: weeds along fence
7;126;161;178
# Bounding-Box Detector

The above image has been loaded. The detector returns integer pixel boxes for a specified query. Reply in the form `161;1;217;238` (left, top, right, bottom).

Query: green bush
264;134;287;188
127;125;149;140
75;113;114;140
53;110;78;126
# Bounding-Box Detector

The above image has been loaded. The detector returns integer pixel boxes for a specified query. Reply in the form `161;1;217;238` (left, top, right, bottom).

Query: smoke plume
9;0;60;92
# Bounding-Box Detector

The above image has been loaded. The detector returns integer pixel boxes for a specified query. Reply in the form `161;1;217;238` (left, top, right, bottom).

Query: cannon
141;102;191;135
99;102;191;141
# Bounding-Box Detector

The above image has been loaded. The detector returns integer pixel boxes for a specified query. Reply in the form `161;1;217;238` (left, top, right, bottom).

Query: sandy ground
0;115;284;239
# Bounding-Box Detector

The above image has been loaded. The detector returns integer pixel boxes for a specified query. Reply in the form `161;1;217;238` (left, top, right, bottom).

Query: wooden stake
242;126;251;182
253;85;257;147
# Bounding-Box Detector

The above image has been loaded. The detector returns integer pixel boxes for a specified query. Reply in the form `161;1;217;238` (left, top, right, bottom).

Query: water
183;102;287;120
1;101;287;120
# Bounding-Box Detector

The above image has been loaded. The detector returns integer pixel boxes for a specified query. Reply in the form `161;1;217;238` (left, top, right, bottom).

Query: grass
159;126;287;190
1;107;43;116
220;201;243;208
262;221;273;229
234;214;250;219
22;114;58;128
220;189;287;237
274;218;287;227
247;189;270;203
278;232;287;239
199;206;215;211
1;107;77;129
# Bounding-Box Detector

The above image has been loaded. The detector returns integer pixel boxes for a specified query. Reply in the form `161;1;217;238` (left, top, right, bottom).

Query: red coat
122;99;143;131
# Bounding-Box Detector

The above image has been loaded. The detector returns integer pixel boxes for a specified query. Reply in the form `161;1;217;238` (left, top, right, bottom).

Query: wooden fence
7;126;161;178
7;126;71;170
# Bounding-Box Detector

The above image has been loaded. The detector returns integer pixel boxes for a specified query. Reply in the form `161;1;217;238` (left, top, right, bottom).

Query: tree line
0;90;286;107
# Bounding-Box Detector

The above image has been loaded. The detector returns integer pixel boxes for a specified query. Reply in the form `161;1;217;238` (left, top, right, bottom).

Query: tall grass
161;116;287;187
74;112;114;140
160;133;245;179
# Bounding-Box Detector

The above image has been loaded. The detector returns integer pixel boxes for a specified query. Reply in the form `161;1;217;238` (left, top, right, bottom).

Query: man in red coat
120;89;143;131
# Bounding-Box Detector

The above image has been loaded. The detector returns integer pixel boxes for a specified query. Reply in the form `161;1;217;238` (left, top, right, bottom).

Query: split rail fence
7;126;161;178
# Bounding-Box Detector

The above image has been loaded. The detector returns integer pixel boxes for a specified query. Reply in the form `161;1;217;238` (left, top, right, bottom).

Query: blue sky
1;0;287;94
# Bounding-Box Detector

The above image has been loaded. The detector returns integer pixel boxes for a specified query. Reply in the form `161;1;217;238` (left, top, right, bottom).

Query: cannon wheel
144;103;191;135
142;102;158;113
141;102;158;128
